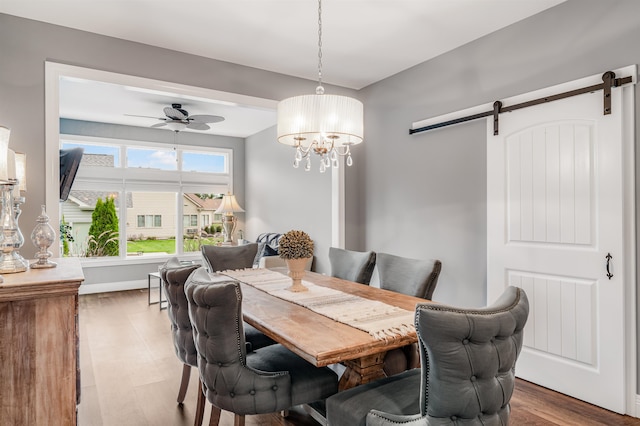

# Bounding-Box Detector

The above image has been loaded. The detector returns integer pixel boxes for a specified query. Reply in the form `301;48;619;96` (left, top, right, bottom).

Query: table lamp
214;193;244;244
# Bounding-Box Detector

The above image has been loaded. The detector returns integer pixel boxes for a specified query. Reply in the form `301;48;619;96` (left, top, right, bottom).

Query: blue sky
62;142;226;173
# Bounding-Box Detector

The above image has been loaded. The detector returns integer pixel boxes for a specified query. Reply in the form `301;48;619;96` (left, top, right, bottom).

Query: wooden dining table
238;267;430;391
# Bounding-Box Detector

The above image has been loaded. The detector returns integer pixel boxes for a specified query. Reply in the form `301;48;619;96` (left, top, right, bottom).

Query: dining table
232;267;430;391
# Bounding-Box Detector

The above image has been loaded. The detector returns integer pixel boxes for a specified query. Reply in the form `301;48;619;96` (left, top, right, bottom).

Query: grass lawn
126;237;222;254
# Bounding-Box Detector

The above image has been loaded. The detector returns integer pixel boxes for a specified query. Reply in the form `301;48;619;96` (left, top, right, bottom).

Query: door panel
487;88;626;413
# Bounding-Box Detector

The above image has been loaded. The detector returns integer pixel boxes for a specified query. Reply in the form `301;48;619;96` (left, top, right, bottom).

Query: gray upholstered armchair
159;259;204;424
201;243;259;272
376;253;442;300
184;267;339;425
375;253;442;376
326;286;529;426
329;247;376;285
200;244;276;352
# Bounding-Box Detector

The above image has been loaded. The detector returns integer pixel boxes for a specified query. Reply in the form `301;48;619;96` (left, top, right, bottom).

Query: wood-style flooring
78;289;640;425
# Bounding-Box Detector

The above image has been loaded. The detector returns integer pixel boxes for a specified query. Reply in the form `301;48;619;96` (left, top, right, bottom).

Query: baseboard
79;279;146;295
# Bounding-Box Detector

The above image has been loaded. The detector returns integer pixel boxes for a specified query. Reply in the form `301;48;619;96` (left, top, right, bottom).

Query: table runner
222;268;415;341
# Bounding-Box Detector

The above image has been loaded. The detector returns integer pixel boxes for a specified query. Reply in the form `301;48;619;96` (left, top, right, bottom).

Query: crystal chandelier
277;0;364;173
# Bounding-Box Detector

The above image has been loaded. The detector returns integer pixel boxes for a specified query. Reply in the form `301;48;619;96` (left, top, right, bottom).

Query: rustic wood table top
240;268;429;389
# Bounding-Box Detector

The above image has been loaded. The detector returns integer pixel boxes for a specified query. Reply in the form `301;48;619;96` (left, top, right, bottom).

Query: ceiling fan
127;103;225;132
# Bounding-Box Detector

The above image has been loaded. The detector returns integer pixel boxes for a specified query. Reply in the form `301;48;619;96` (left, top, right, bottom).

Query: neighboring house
182;193;223;236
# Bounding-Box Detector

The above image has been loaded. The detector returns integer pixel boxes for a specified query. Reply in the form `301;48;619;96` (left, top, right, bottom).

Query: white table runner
222;268;415;341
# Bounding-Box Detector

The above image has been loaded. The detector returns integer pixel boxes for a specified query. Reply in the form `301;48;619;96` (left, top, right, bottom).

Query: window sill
74;253;202;268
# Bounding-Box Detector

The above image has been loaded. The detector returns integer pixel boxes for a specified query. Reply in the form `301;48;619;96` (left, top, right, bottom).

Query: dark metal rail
410;71;633;136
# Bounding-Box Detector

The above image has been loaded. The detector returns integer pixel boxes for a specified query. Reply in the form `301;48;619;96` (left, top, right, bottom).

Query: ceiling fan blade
188;114;225;124
186;122;210;131
124;114;165;120
163;106;188;120
151;122;167;128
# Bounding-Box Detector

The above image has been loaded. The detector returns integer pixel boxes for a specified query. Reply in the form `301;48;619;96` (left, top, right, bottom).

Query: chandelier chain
317;0;323;88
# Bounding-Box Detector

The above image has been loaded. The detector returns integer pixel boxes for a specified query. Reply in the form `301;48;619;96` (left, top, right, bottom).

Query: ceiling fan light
165;121;187;132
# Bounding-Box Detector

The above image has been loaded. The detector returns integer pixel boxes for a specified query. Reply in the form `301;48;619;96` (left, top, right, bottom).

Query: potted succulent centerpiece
278;230;314;292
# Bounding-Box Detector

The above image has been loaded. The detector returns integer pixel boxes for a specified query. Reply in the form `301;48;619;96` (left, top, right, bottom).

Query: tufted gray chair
200;244;276;352
159;259;205;424
184;267;339;426
326;286;529;426
375;253;442;377
329;247;377;285
201;243;260;272
376;253;442;300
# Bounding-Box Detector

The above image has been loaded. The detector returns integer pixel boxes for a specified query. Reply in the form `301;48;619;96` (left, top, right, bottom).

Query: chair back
376;253;442;299
185;268;293;414
201;243;258;272
412;286;529;423
329;247;376;285
159;258;200;366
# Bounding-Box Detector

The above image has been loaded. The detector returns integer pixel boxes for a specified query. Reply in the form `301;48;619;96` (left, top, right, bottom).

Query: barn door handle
605;253;613;280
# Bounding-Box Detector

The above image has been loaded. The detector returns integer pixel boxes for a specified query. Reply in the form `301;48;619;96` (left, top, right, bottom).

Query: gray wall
349;0;640;308
245;126;332;273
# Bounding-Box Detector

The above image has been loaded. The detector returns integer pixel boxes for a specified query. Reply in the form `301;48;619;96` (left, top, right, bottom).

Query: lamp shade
15;152;26;192
214;193;245;215
277;94;364;147
0;126;9;182
7;149;15;180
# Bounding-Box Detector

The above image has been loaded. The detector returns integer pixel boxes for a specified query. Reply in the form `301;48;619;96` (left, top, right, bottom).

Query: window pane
183;151;226;173
183;194;223;252
62;141;120;167
127;147;177;170
137;215;144;227
61;190;120;257
126;192;176;255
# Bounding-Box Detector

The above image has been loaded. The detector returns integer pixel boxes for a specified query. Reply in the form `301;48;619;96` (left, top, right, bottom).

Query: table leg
148;274;158;305
159;277;167;311
338;352;387;391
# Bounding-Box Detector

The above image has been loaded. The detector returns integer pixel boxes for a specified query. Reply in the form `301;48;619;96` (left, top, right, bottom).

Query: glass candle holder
0;181;28;273
30;205;57;269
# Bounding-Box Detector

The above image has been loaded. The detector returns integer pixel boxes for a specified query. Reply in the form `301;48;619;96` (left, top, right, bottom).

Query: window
128;147;177;170
183;215;198;227
60;135;232;259
137;214;162;228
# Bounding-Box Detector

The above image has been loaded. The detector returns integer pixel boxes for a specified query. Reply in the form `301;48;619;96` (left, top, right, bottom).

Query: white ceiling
1;0;565;137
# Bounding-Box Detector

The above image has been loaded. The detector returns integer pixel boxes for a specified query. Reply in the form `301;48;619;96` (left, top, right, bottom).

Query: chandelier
277;0;364;173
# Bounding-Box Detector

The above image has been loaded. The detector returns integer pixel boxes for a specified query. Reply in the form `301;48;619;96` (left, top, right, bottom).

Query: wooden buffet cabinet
0;258;84;425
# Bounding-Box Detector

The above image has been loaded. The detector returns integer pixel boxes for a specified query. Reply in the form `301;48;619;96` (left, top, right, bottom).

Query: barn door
487;74;634;413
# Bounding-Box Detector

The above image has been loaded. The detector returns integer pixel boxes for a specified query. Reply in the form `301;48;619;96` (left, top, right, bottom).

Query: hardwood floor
78;289;640;425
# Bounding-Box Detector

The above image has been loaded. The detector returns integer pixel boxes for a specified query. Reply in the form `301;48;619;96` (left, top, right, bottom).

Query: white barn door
487;72;635;413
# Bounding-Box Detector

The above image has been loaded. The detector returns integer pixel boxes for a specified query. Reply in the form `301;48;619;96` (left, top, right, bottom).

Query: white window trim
46;61;278;263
